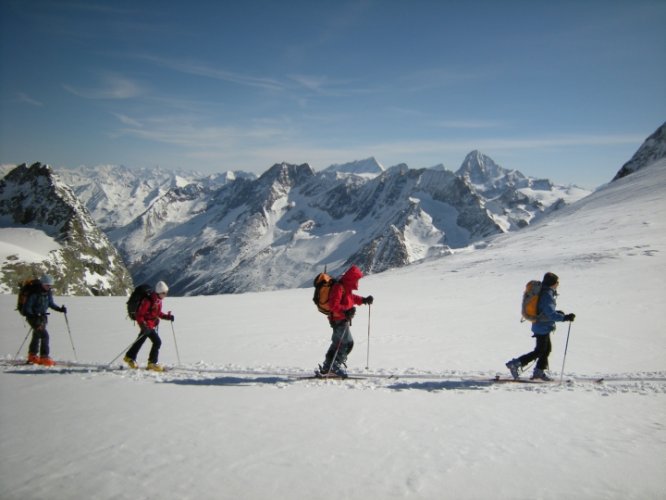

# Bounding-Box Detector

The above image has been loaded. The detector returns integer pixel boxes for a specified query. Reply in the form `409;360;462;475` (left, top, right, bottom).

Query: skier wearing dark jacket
23;274;67;366
318;265;373;377
124;281;174;372
506;272;575;380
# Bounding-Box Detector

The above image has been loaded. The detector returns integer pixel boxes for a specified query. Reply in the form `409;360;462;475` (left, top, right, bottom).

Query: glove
563;313;576;322
59;305;67;314
344;307;356;320
363;295;374;305
165;314;175;322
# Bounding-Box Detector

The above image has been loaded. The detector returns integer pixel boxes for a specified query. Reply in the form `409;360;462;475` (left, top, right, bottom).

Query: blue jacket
23;288;61;317
531;287;565;335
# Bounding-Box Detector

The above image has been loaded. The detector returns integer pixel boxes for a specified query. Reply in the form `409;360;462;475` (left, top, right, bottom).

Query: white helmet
40;274;54;286
155;281;169;294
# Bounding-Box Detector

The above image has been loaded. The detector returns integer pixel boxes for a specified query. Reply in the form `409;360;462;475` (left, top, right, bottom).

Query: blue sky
1;0;664;189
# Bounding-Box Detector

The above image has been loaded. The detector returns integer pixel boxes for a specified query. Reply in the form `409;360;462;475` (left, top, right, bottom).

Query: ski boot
146;362;165;372
331;363;348;379
37;356;55;366
531;368;552;381
505;359;521;380
123;356;139;369
27;353;40;364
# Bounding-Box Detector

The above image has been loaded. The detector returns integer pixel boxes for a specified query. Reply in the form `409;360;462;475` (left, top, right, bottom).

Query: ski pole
14;327;32;360
169;316;181;366
327;336;345;375
559;322;573;385
365;304;371;370
107;332;147;367
64;312;78;362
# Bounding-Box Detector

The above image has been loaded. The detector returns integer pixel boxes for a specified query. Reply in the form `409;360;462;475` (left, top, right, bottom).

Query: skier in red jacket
124;281;174;371
318;265;373;377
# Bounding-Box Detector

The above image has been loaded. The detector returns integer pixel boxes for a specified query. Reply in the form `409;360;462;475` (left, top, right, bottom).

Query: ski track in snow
3;360;665;396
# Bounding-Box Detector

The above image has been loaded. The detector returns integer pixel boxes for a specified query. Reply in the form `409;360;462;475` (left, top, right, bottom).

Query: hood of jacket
340;265;363;291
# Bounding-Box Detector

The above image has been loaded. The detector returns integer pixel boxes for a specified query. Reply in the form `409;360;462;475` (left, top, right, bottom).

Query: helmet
155;281;169;294
40;274;54;286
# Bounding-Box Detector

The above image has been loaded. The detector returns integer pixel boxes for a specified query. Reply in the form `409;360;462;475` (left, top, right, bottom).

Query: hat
155;281;169;294
542;272;559;288
40;274;54;286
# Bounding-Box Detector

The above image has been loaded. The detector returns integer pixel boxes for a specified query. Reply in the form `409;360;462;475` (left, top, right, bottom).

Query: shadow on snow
386;380;493;391
164;376;292;387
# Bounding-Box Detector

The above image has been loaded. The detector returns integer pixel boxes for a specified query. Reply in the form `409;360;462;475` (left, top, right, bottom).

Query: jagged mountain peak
2;162;76;231
456;150;523;185
259;162;315;186
613;122;666;181
0;163;133;295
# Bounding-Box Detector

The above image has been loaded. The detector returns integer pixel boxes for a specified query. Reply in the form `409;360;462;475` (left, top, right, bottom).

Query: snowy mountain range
0;163;133;295
57;151;588;295
2;119;663;297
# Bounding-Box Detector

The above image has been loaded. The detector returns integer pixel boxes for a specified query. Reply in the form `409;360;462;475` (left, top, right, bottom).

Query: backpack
16;278;42;316
126;284;152;320
313;272;336;315
521;280;543;322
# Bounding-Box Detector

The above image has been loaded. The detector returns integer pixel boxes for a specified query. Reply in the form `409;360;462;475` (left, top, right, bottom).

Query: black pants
518;333;551;370
126;327;162;364
27;316;49;357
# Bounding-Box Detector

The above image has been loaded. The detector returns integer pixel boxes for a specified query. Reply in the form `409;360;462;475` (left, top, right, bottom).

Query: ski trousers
518;333;552;370
126;326;162;364
325;319;354;367
27;316;49;357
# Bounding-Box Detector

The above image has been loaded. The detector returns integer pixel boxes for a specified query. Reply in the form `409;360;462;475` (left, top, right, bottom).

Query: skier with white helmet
124;281;174;371
22;274;67;366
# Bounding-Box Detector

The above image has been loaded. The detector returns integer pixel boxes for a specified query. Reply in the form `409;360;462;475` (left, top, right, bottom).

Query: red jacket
328;265;365;322
135;292;169;329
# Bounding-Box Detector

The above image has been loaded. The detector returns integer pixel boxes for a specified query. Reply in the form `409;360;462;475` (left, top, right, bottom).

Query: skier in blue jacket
506;272;575;380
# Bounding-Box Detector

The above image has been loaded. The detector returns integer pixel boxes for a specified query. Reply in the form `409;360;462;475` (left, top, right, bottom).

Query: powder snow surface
1;160;665;500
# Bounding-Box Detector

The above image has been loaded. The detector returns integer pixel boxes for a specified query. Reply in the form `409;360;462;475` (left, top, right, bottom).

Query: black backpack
16;279;42;316
126;284;152;320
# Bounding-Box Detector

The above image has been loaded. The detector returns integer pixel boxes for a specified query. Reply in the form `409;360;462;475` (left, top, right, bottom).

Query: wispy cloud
361;133;645;158
134;54;286;92
132;53;378;98
288;73;380;97
399;68;487;92
112;113;143;128
111;112;293;152
63;73;144;100
17;92;43;107
433;119;505;129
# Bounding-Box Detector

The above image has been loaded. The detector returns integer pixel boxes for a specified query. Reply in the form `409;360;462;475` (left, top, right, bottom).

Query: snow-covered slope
58;164;252;230
0;157;664;500
322;156;385;178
